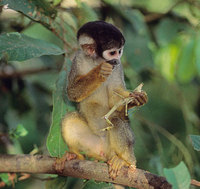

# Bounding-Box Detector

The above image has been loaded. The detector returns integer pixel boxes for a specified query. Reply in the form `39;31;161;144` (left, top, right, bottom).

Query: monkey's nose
115;51;120;59
107;59;119;66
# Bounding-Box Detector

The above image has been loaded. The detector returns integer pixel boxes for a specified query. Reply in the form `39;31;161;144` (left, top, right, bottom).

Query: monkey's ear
81;44;96;56
78;34;96;56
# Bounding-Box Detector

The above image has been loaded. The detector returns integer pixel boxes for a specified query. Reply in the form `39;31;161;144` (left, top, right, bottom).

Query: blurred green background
0;0;200;188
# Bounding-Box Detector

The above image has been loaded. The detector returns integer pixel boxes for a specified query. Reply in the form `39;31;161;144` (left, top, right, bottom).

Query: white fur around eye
102;48;117;60
102;47;123;61
78;34;95;45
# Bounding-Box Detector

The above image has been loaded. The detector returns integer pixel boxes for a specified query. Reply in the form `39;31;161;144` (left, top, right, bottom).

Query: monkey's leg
62;112;108;161
108;117;136;179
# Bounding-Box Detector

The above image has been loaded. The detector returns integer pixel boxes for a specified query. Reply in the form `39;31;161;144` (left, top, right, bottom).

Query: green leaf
46;59;75;157
124;29;153;71
75;1;98;24
123;9;150;38
176;37;196;83
122;10;153;71
0;173;9;185
190;135;200;151
155;43;180;82
23;23;63;48
15;124;28;137
155;18;189;47
0;0;56;21
195;34;200;76
164;161;191;189
0;0;77;53
83;180;114;189
9;124;28;139
0;32;64;61
52;0;62;6
45;176;68;189
55;14;77;52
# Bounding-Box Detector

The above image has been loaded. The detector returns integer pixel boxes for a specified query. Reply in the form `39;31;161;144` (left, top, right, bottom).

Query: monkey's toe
65;152;77;160
54;158;65;174
107;155;125;180
54;152;77;173
127;164;137;182
129;164;136;172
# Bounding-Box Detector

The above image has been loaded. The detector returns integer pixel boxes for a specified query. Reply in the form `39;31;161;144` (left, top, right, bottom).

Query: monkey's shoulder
73;50;101;75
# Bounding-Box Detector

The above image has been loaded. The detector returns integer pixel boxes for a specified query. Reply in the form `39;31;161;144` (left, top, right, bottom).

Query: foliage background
0;0;200;188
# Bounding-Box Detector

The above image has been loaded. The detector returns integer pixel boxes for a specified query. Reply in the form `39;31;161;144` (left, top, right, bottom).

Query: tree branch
0;67;56;78
191;179;200;187
0;154;171;189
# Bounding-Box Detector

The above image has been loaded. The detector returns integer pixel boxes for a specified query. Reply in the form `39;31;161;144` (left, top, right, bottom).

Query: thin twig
191;179;200;187
15;11;70;50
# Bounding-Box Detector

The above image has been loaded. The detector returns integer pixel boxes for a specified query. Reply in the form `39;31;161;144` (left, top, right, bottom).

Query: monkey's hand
100;62;113;78
128;91;148;108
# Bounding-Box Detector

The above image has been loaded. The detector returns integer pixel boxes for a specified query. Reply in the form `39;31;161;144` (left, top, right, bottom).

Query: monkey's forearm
67;65;105;102
108;88;130;112
114;88;130;98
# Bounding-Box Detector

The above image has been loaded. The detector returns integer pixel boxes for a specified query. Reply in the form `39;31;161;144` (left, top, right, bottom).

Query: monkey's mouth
106;59;119;66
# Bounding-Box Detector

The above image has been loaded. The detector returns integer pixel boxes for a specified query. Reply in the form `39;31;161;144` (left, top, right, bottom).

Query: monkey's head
77;21;125;65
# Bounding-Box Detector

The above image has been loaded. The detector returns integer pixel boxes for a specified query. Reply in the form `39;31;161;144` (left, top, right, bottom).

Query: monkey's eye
110;51;116;56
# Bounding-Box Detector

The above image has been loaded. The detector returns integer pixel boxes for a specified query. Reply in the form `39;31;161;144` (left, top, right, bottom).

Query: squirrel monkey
61;21;147;179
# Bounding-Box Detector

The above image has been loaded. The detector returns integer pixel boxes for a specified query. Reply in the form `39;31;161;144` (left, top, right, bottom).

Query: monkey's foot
54;152;77;173
107;155;126;180
127;164;137;182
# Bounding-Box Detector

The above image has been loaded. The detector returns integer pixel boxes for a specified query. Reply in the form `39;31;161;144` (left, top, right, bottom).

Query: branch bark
0;67;55;78
191;179;200;187
0;154;171;189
